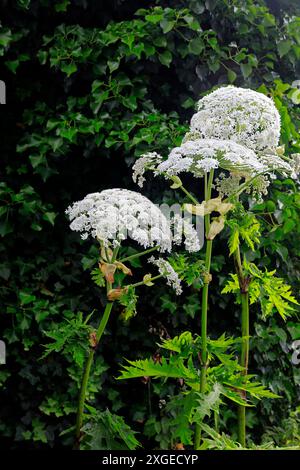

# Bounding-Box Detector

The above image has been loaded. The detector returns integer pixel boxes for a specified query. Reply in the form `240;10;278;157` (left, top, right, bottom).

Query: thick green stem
233;245;250;448
75;301;114;448
200;239;212;390
237;291;249;447
194;170;214;450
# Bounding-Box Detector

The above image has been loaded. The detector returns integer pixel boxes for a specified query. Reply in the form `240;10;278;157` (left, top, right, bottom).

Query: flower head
66;188;172;252
260;150;298;179
132;152;163;188
156;138;265;178
190;86;281;152
148;256;182;295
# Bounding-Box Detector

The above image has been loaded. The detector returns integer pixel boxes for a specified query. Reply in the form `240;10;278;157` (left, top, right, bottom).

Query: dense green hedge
0;0;299;448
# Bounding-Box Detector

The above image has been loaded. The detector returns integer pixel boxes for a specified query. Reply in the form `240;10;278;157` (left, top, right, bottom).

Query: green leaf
119;286;138;322
188;37;204;55
118;356;198;387
81;410;140;450
290;89;300;105
60;62;77;76
91;267;105;287
160;19;176;34
55;0;70;13
19;291;36;305
277;40;292;58
193;383;222;422
29;154;44;169
43;212;57;226
227;69;237;83
108;59;120;73
240;62;252;79
0;29;12;48
145;14;163;24
0;219;13;237
158;51;172;67
5;60;19;74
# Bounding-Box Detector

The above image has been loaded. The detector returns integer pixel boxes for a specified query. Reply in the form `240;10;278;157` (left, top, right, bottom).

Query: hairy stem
237;291;249;447
233;244;250;448
194;170;214;450
75;300;114;448
74;246;119;449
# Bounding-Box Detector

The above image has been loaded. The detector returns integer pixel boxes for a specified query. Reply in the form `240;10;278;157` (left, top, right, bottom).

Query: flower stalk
74;246;118;449
75;299;114;448
233;243;250;447
194;169;214;450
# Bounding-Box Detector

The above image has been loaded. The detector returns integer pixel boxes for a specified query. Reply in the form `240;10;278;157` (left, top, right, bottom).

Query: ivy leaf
160;19;176;34
188;37;204;55
60;61;77;76
158;51;172;67
277;40;292;58
108;59;120;73
240;62;252;79
19;291;36;305
42;212;57;226
227;69;237;83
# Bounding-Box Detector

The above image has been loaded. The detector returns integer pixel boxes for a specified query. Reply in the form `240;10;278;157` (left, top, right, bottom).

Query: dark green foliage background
0;0;299;448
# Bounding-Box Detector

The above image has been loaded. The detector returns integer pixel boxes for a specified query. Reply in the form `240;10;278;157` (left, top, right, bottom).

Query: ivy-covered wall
0;0;299;448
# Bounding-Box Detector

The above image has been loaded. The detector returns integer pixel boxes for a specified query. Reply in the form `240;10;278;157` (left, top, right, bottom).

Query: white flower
148;256;182;295
190;86;281;152
195;157;219;173
132;152;163;188
260;150;298;179
66;188;172;252
156;138;265;177
172;214;201;252
291;153;300;174
245;174;270;202
214;172;241;198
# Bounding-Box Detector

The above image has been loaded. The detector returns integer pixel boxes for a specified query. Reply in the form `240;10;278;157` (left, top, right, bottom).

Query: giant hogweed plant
118;86;299;449
44;188;202;449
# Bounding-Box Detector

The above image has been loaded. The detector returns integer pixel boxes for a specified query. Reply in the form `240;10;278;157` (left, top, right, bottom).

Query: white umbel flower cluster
148;256;182;295
156;139;265;177
132;152;163;188
190;86;281;152
260;151;298;179
66;189;172;252
131;86;298;202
